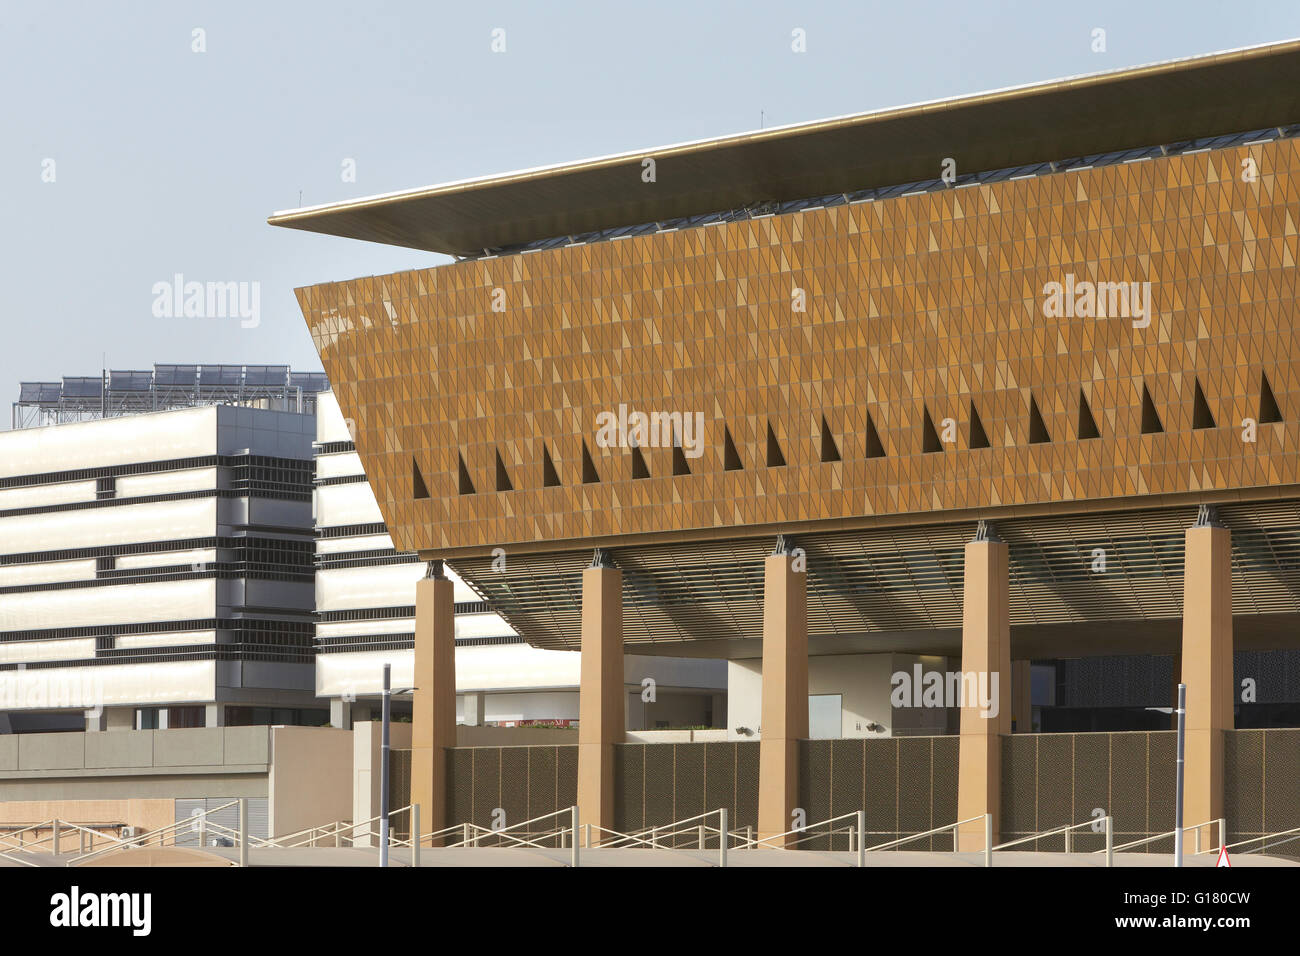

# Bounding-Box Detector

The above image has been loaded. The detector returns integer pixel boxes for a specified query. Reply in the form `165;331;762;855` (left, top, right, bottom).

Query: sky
3;0;1300;425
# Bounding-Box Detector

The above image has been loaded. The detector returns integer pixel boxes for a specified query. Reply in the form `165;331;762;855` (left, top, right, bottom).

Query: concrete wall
0;726;270;776
267;726;353;838
0;725;353;835
352;721;413;846
0;798;175;850
727;653;955;740
626;689;717;730
0;726;273;802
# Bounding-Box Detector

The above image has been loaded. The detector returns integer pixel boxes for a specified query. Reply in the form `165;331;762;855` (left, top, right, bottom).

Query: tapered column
956;521;1012;852
412;560;456;845
578;551;624;833
1182;506;1233;848
757;541;808;847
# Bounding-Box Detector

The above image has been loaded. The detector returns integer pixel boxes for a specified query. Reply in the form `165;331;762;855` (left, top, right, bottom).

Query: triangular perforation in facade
1260;372;1283;423
494;451;514;492
580;440;600;484
412;458;430;499
1140;384;1164;434
723;426;744;471
921;406;942;453
1028;395;1051;444
671;425;692;476
819;416;841;462
766;423;786;467
457;454;476;495
1192;378;1216;429
1078;390;1101;439
630;443;651;479
864;413;886;459
969;402;990;449
542;445;561;487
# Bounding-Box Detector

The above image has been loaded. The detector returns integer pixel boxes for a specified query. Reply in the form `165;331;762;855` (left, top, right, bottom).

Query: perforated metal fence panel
796;736;958;851
444;745;577;846
1225;728;1300;855
1002;731;1175;852
613;742;759;845
389;748;412;837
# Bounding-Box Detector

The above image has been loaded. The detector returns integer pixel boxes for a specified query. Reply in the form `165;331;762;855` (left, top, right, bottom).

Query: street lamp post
377;664;417;868
379;665;390;868
1144;682;1188;868
1174;682;1186;869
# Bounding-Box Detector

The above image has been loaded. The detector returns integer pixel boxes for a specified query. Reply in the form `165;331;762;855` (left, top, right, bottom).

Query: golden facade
297;136;1299;557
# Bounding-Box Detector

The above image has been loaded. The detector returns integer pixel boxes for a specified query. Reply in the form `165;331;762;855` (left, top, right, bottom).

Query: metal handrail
1096;819;1224;855
582;808;731;865
608;809;735;849
587;820;729;850
0;847;40;868
262;805;414;848
0;819;131;854
67;799;242;865
445;807;575;851
733;810;864;851
863;814;994;858
1224;824;1300;855
997;816;1114;866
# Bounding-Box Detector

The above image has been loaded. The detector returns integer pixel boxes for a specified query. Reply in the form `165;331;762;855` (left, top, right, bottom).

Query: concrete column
1011;660;1032;733
412;560;456;844
462;692;484;727
956;522;1012;852
577;553;624;833
85;709;106;732
757;543;808;847
204;704;224;728
330;698;353;731
1182;506;1233;849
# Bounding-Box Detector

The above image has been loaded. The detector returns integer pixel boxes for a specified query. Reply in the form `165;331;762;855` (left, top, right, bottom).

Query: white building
312;392;726;729
0;392;322;733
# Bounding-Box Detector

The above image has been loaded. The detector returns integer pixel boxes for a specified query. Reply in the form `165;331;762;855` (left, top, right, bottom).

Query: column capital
971;519;1001;543
772;533;797;555
424;559;446;579
590;548;617;569
1193;504;1224;528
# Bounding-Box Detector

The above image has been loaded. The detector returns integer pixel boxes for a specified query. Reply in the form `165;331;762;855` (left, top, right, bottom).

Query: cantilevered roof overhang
268;38;1300;257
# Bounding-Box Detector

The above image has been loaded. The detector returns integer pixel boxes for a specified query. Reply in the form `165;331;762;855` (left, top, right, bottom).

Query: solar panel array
12;364;331;427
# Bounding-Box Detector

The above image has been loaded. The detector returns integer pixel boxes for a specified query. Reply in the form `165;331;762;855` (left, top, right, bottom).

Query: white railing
431;807;581;864
863;814;997;865
1216;823;1300;857
1095;819;1224;857
0;820;131;856
998;816;1114;866
259;805;415;849
583;808;733;866
67;800;243;866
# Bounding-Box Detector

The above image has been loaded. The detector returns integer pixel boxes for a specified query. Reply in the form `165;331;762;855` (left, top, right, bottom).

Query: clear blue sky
4;0;1300;422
